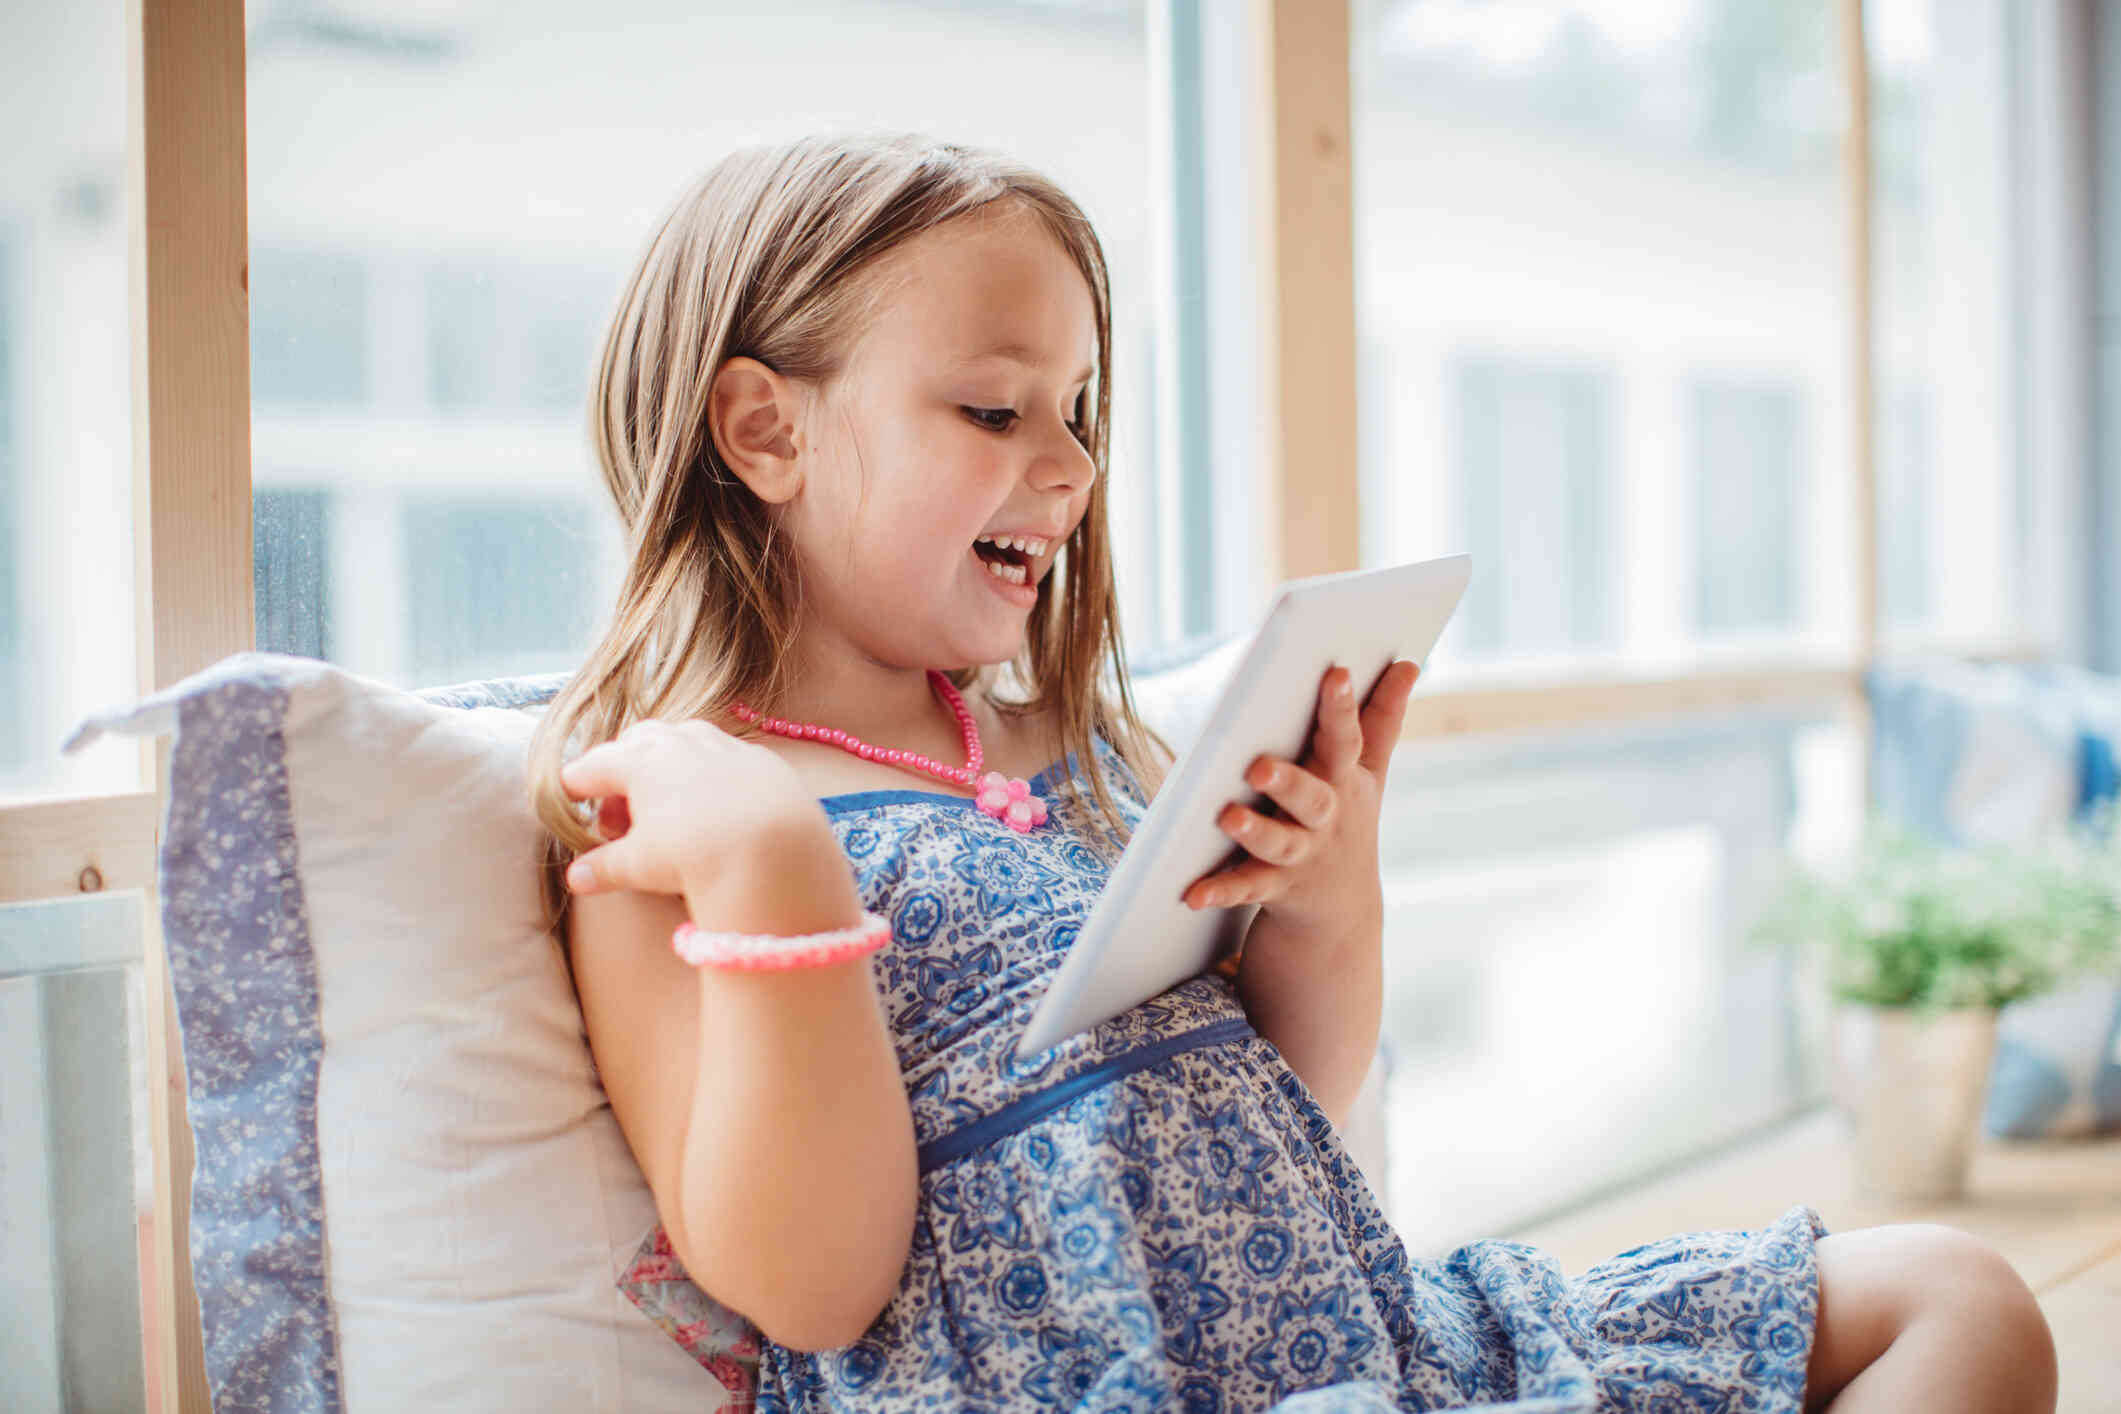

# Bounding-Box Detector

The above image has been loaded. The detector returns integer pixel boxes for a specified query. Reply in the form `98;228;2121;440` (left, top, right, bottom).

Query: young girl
527;133;2057;1413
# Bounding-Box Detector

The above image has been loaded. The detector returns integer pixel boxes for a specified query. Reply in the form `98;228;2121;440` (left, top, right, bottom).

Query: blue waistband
915;1016;1256;1174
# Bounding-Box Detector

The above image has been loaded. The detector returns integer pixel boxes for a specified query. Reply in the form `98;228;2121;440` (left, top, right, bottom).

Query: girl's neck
769;655;1001;758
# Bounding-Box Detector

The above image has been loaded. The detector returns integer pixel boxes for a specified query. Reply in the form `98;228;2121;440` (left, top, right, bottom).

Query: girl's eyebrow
956;343;1095;386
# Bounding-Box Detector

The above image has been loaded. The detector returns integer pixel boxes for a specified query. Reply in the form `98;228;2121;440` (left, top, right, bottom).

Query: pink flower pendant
976;771;1049;832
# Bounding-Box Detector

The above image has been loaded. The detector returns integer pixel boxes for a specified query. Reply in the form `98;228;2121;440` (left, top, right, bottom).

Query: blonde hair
526;132;1174;938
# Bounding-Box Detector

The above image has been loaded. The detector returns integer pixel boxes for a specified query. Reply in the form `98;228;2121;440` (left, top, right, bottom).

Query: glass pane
401;495;602;684
246;0;1165;690
1353;0;1856;681
1375;711;1858;1252
0;1;140;798
0;890;153;1414
1868;0;2021;649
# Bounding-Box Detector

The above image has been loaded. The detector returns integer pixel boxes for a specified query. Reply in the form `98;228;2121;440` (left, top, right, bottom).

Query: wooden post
1252;0;1361;587
1843;0;1879;805
127;0;252;1408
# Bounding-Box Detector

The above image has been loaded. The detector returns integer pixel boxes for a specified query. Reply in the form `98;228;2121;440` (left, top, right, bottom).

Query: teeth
983;558;1029;586
976;534;1049;557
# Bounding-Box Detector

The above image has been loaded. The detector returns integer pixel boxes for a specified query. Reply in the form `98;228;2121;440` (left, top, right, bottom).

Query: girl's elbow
716;1203;916;1354
757;1291;890;1354
751;1244;911;1353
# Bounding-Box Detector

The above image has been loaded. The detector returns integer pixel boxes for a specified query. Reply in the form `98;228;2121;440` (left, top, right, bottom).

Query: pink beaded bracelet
671;909;893;972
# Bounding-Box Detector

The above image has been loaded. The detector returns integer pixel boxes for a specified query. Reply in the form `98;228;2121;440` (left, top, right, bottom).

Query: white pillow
66;652;746;1414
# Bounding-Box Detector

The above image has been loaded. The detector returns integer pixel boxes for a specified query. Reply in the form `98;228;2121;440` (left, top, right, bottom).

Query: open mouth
972;538;1033;586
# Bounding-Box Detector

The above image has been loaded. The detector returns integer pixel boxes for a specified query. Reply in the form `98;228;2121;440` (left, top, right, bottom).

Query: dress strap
915;1017;1254;1173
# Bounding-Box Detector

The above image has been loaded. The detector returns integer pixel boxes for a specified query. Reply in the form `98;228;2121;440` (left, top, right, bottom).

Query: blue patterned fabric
759;736;1829;1413
159;672;346;1414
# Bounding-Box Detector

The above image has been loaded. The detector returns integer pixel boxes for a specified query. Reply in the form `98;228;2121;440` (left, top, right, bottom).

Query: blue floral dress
756;734;1828;1413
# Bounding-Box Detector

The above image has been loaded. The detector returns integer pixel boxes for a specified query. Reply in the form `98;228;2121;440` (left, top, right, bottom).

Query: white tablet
1016;552;1471;1059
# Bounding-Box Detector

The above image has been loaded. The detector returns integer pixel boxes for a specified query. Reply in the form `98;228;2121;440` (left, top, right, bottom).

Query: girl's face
786;201;1101;673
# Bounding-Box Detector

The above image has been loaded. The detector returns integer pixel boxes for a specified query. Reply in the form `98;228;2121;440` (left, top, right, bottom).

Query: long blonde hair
526;133;1174;939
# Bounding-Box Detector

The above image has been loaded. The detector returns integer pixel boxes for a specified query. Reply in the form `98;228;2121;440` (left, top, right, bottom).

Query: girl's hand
1182;660;1420;935
558;717;832;901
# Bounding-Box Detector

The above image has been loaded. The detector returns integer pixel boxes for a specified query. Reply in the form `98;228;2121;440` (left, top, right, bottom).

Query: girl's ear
708;356;805;504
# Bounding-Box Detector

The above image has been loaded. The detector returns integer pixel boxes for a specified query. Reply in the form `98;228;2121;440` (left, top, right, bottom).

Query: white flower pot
1829;1004;1999;1202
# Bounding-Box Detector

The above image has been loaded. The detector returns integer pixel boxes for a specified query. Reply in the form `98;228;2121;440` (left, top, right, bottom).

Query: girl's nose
1030;419;1097;493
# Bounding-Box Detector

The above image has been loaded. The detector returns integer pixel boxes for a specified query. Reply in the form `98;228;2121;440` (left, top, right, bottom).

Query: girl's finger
1220;801;1310;867
565;843;628;895
1244;757;1333;833
559;743;630;800
1357;660;1419;780
1309;666;1365;777
1185;858;1284;910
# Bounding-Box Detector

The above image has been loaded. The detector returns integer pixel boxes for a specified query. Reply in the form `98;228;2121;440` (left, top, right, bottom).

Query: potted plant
1754;819;2121;1201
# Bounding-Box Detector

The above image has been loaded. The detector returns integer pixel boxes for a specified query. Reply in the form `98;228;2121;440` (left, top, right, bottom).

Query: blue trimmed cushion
66;653;750;1413
1868;659;2121;1139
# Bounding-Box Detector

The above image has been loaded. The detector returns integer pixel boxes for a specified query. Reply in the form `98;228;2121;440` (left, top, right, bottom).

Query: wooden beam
1401;667;1864;740
132;0;253;696
1252;0;1360;586
0;792;159;904
1842;0;1879;806
128;0;251;1409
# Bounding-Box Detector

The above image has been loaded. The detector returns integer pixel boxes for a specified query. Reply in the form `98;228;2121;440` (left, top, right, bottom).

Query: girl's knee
1814;1224;2056;1409
1905;1226;2055;1387
1810;1224;2056;1410
1898;1225;2043;1319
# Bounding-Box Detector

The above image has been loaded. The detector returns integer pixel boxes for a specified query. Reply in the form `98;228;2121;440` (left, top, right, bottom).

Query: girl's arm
1141;730;1382;1118
1233;906;1383;1127
1176;661;1420;1129
567;820;917;1352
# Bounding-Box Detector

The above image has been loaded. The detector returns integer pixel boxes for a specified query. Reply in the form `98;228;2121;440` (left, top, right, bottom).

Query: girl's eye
962;404;1092;445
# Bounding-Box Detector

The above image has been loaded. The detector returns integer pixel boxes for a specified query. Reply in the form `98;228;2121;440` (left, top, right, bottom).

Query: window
1868;0;2028;651
0;230;22;773
1376;710;1847;1249
1878;383;1931;626
424;259;502;412
0;0;137;799
1353;0;1856;1235
246;0;1172;686
249;243;369;408
425;258;604;417
1690;375;1804;635
1453;355;1616;656
254;486;332;661
401;496;603;685
1355;0;1856;672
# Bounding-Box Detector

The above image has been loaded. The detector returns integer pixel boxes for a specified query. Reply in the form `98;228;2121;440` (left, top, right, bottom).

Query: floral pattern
159;676;347;1414
657;739;1827;1412
619;1225;759;1410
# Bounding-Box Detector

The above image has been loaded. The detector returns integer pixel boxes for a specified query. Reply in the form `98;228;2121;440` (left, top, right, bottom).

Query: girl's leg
1802;1223;2057;1414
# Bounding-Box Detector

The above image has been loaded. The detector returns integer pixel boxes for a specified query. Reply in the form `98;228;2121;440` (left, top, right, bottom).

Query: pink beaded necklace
731;669;1050;833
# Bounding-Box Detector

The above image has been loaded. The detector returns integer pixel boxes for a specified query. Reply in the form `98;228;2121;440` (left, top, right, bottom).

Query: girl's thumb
566;847;619;894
